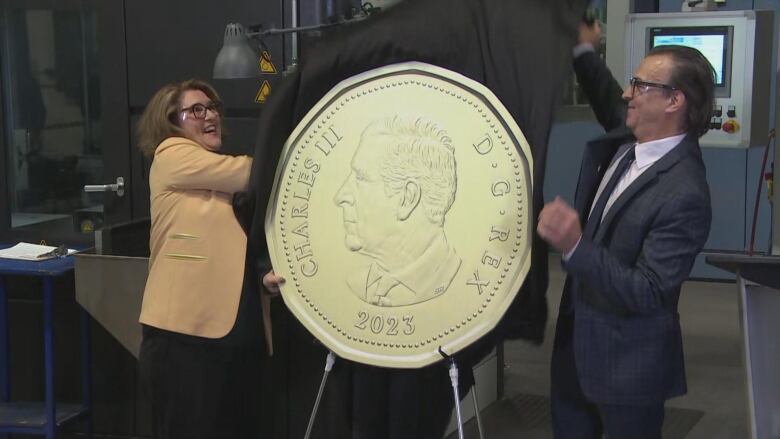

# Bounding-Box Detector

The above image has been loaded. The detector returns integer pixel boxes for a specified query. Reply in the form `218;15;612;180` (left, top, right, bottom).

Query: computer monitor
648;26;732;92
626;11;773;148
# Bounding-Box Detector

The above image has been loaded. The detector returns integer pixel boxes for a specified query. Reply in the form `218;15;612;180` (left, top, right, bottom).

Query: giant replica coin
266;62;532;368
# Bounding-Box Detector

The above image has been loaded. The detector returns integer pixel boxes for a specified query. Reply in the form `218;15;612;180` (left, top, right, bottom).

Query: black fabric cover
244;0;589;346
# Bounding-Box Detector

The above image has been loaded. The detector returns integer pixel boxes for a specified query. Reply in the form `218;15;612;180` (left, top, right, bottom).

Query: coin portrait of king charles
334;116;462;307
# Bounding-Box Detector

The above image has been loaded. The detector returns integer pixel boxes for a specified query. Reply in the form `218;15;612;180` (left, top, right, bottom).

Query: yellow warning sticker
259;51;278;74
255;80;272;103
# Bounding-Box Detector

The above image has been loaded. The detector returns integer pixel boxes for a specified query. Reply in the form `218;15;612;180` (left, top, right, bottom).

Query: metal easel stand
444;351;486;439
448;358;466;439
303;351;337;439
471;383;486;439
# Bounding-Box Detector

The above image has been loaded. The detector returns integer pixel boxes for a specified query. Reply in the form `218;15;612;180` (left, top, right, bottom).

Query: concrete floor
453;257;748;438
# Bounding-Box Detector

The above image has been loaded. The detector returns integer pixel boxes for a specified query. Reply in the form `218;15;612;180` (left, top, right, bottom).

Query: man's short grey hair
361;116;457;225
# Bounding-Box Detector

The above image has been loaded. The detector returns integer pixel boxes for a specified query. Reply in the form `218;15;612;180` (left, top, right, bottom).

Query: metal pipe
248;21;343;37
79;3;92;154
291;0;298;64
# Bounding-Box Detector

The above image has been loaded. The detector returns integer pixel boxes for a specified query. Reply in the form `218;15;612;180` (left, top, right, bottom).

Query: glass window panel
1;4;103;234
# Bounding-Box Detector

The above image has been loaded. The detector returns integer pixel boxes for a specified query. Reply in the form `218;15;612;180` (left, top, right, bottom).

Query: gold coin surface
266;62;532;368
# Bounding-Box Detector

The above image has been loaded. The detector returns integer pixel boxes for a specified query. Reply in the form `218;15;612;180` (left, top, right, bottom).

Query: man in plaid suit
537;21;714;438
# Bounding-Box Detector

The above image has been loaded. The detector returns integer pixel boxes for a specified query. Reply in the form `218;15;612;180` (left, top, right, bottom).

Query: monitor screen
649;26;731;87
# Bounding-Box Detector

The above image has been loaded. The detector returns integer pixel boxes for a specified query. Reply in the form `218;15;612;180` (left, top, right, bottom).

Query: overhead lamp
213;5;378;79
213;23;260;79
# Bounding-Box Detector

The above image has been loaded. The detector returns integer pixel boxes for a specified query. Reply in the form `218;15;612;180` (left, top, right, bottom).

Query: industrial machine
626;10;774;148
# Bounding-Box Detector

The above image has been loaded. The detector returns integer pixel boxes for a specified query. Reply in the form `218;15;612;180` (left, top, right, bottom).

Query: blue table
0;251;92;439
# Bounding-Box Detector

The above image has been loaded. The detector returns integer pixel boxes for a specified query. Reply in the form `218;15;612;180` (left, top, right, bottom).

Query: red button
722;120;740;134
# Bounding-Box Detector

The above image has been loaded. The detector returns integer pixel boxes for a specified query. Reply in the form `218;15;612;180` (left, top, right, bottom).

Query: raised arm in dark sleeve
573;50;627;132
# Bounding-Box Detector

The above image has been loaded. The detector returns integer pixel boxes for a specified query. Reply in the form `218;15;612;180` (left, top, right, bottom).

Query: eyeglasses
629;77;678;96
179;101;222;120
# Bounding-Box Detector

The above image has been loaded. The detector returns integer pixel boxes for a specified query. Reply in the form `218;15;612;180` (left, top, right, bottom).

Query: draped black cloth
245;0;588;348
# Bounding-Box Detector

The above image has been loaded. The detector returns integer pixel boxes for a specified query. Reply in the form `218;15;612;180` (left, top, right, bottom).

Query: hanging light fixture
213;5;378;80
213;23;260;79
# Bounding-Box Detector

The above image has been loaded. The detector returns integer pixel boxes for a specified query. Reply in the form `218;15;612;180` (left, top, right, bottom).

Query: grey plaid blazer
553;51;712;405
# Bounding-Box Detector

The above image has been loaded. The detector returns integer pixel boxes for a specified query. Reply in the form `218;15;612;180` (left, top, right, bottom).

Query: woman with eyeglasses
136;79;268;438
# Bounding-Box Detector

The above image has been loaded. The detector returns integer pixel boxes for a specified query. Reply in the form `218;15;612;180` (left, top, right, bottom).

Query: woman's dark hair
648;45;716;138
136;79;223;157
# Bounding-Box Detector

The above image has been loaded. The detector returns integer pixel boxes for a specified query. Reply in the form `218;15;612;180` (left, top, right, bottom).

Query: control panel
626;10;774;148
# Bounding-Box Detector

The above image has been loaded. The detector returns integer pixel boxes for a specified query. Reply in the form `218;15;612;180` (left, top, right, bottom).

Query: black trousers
139;269;266;439
351;362;455;439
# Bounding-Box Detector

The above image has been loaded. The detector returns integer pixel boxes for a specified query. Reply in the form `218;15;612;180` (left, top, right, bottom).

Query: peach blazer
139;137;252;338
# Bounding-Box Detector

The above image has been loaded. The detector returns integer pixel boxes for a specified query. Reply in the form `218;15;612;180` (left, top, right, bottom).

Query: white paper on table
0;242;78;261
